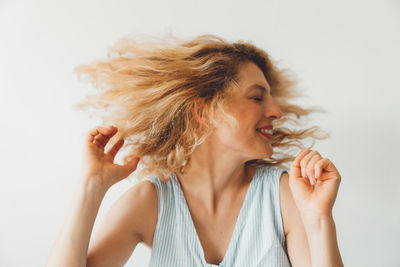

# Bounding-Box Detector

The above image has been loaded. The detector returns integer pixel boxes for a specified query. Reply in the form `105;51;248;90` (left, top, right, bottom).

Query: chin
250;149;273;160
259;147;274;159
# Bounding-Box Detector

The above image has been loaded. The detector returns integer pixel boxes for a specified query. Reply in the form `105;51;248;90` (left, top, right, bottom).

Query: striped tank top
144;165;292;267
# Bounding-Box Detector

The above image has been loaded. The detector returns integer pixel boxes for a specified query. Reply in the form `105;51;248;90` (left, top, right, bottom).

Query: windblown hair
74;33;329;182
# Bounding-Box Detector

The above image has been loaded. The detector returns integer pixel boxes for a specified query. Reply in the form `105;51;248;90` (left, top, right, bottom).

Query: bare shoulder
123;179;158;245
279;171;311;266
279;171;303;235
279;171;293;236
87;180;158;267
100;179;158;243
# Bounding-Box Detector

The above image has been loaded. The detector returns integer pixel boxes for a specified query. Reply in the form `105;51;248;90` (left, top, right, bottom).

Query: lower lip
257;130;272;139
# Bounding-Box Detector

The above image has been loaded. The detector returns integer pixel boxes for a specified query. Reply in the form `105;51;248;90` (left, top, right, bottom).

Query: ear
192;98;206;126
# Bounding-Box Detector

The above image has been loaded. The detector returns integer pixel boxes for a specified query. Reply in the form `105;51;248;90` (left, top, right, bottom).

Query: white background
1;0;399;266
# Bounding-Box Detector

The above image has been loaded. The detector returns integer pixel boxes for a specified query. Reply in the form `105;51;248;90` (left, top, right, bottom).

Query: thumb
123;156;141;175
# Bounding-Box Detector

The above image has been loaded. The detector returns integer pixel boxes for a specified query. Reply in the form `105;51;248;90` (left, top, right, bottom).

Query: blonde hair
74;33;329;182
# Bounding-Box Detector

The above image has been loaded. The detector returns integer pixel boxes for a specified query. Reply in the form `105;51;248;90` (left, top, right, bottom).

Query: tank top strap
143;175;179;234
144;174;204;266
144;175;167;220
257;165;289;239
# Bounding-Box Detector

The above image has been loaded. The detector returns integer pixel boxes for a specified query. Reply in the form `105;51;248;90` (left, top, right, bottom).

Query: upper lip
257;125;273;130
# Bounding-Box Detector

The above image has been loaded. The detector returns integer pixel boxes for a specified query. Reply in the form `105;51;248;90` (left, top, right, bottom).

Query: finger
306;154;322;184
292;149;311;167
126;157;141;172
107;139;124;158
94;133;113;147
93;139;105;150
92;126;118;147
85;125;116;144
300;150;320;178
121;156;141;178
314;158;327;179
86;127;100;143
290;148;312;178
97;125;117;135
314;158;338;180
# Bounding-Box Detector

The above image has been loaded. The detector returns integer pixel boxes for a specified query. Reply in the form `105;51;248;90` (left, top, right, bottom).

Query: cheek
216;121;256;147
218;103;262;143
214;125;244;149
235;109;259;134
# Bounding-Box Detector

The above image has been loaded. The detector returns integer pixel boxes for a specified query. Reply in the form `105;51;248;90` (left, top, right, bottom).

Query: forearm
46;178;108;267
302;213;344;267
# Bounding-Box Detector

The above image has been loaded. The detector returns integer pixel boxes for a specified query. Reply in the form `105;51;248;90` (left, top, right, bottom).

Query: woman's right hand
81;125;140;190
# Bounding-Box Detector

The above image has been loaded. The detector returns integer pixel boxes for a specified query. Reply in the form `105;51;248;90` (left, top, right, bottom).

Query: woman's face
214;61;282;161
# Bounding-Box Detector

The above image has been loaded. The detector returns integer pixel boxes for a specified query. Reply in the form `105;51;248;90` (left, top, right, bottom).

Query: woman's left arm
288;148;344;267
301;213;343;267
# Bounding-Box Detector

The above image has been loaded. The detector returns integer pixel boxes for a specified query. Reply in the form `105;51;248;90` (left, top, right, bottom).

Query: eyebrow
247;84;271;94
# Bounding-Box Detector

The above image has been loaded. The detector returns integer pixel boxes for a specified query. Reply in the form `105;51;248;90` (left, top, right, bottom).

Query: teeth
257;128;273;135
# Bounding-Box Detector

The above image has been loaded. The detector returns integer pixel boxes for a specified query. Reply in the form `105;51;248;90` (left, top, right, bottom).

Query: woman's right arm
46;126;142;267
46;177;109;267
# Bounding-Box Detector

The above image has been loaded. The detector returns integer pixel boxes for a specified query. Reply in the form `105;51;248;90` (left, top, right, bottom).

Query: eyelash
252;91;272;103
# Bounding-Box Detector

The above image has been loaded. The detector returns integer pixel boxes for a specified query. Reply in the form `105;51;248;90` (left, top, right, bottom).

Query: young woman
47;34;344;266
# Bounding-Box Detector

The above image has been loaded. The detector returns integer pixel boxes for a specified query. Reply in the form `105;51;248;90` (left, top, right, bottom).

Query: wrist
78;174;110;196
301;211;334;222
301;212;336;235
301;214;343;267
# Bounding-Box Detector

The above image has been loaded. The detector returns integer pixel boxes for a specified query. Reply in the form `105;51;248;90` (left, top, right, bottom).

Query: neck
175;135;255;214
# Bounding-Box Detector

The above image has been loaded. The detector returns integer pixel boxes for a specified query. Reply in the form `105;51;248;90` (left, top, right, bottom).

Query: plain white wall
1;0;399;266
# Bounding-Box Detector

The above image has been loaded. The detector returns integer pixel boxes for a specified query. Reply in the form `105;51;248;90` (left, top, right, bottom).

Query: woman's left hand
288;149;342;218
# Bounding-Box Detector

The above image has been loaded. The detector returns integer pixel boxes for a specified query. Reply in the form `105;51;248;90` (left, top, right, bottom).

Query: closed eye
253;97;263;102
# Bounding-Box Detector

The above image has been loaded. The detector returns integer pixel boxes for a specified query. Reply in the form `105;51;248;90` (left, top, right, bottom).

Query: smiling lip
258;131;272;139
258;125;273;130
256;125;273;139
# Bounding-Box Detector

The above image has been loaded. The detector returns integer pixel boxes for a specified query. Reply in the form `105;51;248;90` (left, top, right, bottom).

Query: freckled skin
212;61;282;162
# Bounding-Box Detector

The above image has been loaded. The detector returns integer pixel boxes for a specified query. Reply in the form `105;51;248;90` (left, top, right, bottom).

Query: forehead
233;62;271;94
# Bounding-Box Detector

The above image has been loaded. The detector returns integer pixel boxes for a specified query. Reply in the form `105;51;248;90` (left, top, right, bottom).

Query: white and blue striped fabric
144;165;292;267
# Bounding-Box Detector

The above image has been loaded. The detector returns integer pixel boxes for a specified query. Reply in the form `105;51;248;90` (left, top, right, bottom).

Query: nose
264;96;282;120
